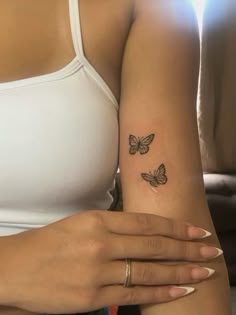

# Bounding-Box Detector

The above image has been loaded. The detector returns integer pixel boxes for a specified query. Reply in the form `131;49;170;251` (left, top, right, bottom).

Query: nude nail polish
188;226;212;239
191;267;215;280
200;247;224;259
169;286;195;298
197;228;212;239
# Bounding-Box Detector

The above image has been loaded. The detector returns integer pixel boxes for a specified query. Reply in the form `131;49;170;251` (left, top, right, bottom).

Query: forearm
0;236;37;315
0;235;18;307
119;0;232;313
121;148;232;314
139;206;231;315
141;260;231;315
119;97;232;314
122;177;232;314
0;234;38;315
0;306;37;315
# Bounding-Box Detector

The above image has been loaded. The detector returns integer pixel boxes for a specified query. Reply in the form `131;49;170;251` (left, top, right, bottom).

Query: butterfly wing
154;164;168;185
139;145;149;155
129;135;139;155
141;172;158;187
141;134;155;145
139;134;155;155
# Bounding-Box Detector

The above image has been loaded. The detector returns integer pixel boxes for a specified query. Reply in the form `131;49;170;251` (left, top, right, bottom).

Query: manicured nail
200;247;223;259
191;267;215;280
169;286;195;298
188;226;212;239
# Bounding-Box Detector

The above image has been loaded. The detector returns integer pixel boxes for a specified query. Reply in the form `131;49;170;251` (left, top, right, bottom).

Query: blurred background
187;0;235;311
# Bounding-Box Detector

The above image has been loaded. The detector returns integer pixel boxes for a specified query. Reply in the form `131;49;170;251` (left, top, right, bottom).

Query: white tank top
0;0;119;236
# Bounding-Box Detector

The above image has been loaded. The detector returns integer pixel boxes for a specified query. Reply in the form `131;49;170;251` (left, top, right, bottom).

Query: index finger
103;211;211;240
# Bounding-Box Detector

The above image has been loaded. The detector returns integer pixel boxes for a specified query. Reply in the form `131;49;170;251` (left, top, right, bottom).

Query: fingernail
200;247;223;259
191;267;215;280
169;286;195;298
188;227;212;239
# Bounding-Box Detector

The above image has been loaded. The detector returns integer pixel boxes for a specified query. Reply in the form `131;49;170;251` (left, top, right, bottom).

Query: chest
0;0;132;101
0;71;119;208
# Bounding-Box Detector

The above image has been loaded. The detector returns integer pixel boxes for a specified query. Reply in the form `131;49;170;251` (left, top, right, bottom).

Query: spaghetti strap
69;0;85;59
68;0;119;106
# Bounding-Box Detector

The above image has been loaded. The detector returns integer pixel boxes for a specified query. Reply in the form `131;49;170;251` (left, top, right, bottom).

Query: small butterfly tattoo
129;134;155;155
141;163;168;187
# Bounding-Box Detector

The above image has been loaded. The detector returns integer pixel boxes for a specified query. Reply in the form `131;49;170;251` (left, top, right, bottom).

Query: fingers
102;211;210;240
97;284;195;307
109;234;223;261
102;261;214;286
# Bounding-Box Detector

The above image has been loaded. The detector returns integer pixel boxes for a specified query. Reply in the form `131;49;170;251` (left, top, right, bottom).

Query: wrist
0;235;24;307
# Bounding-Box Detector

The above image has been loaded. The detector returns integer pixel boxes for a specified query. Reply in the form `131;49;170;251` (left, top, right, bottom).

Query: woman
0;0;232;315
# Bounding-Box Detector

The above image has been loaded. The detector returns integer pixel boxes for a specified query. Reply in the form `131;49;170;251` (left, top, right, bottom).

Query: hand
0;306;37;315
1;210;221;314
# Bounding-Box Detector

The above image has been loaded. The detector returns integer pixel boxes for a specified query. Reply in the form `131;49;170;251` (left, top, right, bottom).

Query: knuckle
86;212;104;230
180;222;190;239
124;289;139;304
169;219;188;239
174;266;186;284
143;237;165;257
168;219;177;235
87;238;107;259
179;241;189;259
135;214;151;233
153;288;165;302
85;268;101;286
186;242;197;259
138;266;154;285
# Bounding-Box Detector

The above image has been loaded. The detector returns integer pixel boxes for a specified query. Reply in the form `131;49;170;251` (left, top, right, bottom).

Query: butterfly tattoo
129;134;155;155
141;163;168;187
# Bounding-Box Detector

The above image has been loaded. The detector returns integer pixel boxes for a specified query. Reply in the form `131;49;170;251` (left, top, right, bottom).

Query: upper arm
118;5;232;314
119;0;204;221
118;5;233;314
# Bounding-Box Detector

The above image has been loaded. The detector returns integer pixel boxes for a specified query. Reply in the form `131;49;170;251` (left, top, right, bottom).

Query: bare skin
0;1;132;314
0;0;133;101
0;2;132;312
0;1;231;315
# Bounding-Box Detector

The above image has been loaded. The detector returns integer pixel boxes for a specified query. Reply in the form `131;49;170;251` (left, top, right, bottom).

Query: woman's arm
119;0;232;314
0;306;36;315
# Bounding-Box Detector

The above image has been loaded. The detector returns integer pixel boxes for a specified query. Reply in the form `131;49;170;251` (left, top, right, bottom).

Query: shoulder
120;0;199;105
132;0;196;15
124;0;199;64
121;0;199;67
131;0;197;27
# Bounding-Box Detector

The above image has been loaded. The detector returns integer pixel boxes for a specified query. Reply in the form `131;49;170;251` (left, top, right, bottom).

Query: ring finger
102;261;214;286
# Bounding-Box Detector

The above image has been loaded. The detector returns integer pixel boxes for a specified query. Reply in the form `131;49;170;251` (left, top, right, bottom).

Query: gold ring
124;258;131;287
